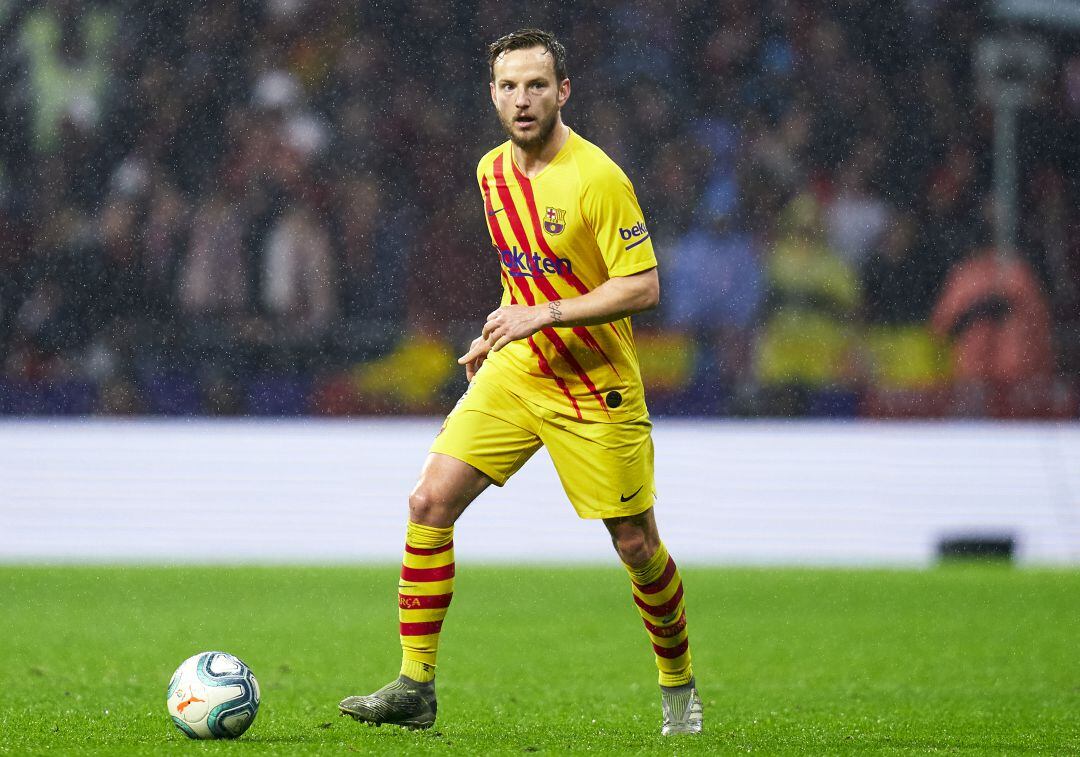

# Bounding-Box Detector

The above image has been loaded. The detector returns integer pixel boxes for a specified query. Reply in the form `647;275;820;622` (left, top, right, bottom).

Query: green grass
1;565;1077;755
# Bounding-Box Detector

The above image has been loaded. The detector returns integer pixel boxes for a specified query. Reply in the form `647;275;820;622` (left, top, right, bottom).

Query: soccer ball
166;651;260;739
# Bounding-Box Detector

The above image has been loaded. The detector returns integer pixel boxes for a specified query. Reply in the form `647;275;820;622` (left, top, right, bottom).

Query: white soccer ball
166;651;260;739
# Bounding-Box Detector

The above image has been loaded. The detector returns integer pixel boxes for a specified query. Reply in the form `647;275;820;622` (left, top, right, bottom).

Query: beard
499;106;559;150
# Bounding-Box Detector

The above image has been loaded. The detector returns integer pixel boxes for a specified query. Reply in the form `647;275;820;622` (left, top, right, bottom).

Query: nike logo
620;485;644;502
488;207;504;217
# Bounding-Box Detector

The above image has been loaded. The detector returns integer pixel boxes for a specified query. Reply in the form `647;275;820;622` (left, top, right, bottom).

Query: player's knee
613;529;656;568
408;488;453;527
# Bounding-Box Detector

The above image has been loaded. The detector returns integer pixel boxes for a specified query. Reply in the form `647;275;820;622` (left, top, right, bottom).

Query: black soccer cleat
338;676;437;730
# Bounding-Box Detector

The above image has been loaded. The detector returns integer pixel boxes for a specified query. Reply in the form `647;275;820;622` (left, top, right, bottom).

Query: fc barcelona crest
543;206;567;235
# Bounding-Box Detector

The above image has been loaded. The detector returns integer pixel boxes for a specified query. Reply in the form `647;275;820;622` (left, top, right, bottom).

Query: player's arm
478;268;659;355
458;267;658;366
542;267;659;328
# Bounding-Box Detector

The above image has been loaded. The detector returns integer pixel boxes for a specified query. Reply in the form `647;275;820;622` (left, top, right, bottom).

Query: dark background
1;0;1078;418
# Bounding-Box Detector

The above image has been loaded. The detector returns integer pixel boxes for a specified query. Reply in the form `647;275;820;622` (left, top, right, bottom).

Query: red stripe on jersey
400;564;455;583
573;325;620;377
493;155;609;416
482;175;514;260
484;175;570;401
486;176;546;317
400;620;443;636
491;241;585;417
511;160;622;374
528;336;581;419
404;541;453;556
509;277;608;417
643;611;687;639
511;160;590;296
539;327;609;415
652;638;690;659
493;157;564;304
501;265;594;415
633;582;684;618
484;175;535;309
633;557;677;594
485;172;581;416
398;593;454;610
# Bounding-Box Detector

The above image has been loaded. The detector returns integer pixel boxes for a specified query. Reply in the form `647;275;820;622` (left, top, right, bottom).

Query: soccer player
339;28;702;736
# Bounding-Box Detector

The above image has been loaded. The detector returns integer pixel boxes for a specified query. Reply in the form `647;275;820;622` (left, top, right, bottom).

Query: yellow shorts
430;376;655;520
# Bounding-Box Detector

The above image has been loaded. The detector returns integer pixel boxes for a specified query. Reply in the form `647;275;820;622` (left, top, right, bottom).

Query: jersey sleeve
580;164;657;278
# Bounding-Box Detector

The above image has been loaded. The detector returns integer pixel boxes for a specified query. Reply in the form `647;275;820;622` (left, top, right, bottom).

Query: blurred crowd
1;0;1078;418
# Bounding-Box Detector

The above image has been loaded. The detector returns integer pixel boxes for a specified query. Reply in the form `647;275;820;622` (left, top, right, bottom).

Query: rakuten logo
499;247;573;278
619;221;648;240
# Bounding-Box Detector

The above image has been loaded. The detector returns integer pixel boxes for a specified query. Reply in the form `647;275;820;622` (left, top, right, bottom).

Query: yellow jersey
474;129;657;422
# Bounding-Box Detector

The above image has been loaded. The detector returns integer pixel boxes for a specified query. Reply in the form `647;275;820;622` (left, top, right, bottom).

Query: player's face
490;46;570;150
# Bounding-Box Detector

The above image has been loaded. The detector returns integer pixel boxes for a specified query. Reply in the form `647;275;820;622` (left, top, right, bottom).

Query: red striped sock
625;541;693;687
398;521;454;683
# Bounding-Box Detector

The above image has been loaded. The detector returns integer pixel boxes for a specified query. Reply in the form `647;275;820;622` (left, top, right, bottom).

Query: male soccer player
339;28;702;736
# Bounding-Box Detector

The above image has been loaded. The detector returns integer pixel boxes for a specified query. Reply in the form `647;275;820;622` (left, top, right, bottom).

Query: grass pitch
1;565;1077;755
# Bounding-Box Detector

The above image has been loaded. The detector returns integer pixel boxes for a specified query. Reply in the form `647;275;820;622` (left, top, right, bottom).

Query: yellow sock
398;521;454;683
624;541;693;687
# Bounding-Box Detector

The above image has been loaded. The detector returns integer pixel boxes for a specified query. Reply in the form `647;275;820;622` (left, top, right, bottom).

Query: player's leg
541;412;701;735
397;452;490;684
339;453;490;729
604;508;702;735
340;379;543;729
605;508;693;684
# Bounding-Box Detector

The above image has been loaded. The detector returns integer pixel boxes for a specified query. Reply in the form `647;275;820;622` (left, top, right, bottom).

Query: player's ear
490;80;497;108
558;78;570;108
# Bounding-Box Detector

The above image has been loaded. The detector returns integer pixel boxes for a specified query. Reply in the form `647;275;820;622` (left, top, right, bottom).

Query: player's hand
480;305;547;353
457;335;491;382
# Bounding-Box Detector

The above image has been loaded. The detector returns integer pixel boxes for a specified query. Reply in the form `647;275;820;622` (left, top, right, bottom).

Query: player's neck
512;122;570;178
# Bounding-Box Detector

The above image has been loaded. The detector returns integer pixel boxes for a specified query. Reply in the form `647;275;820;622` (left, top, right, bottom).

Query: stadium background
2;0;1079;421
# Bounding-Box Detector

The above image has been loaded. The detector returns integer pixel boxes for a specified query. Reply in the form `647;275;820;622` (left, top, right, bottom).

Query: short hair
487;28;568;83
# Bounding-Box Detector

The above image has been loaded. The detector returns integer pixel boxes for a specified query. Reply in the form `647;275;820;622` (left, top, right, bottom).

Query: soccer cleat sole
661;721;703;736
339;708;434;730
338;694;436;730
